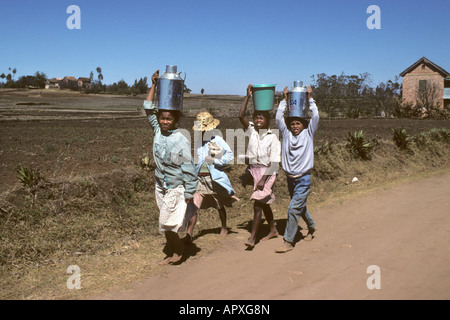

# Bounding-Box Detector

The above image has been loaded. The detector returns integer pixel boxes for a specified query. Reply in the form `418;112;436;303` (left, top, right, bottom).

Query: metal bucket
157;65;184;111
288;81;308;118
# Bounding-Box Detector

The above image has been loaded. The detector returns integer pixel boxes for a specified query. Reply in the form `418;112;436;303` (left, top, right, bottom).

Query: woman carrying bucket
143;69;197;265
239;84;281;249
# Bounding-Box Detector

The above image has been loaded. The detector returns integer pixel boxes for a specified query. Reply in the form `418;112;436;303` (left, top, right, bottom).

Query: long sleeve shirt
196;135;236;196
143;100;198;200
275;98;319;177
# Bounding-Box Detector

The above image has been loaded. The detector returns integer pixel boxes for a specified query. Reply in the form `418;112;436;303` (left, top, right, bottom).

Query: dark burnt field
1;115;449;194
1;89;449;193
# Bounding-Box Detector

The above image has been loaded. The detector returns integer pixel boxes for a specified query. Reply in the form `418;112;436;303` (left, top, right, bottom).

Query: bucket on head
288;81;309;118
157;65;184;111
252;84;276;111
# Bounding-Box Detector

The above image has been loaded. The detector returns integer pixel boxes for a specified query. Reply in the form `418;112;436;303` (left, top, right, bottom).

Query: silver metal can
157;65;184;111
289;81;308;118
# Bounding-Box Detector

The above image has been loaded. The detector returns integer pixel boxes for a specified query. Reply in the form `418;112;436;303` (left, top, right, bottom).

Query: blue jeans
284;174;316;243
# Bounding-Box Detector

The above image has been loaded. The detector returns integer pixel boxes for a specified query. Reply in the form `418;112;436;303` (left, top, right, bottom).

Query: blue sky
1;0;449;95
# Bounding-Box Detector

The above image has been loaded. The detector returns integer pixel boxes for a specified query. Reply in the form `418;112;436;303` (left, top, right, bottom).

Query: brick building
400;57;450;110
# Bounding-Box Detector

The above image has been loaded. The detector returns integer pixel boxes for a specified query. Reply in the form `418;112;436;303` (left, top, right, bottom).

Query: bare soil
97;171;450;300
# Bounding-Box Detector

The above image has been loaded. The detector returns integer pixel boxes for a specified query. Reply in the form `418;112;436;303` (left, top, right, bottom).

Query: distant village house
77;77;91;88
400;57;450;110
61;76;78;89
45;76;91;90
45;78;62;89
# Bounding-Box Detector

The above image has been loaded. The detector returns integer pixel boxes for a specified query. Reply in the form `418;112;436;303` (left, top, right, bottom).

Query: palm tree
0;73;5;85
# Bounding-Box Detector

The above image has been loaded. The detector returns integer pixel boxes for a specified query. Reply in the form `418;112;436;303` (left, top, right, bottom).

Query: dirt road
98;172;450;300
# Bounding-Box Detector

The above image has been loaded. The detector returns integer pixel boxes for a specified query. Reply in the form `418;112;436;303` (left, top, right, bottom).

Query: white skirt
155;184;193;234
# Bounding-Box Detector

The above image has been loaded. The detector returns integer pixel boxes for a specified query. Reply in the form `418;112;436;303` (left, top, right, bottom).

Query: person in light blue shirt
275;85;319;253
185;112;239;241
143;70;197;265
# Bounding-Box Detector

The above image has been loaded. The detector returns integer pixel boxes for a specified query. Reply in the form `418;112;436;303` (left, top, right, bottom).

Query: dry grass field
0;88;449;299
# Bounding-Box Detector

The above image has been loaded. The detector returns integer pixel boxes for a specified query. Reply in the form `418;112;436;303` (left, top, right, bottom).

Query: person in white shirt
239;84;281;249
275;85;319;253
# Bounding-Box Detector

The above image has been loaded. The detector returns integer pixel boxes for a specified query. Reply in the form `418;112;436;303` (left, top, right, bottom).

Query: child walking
185;112;239;240
275;85;319;253
143;70;198;265
239;84;281;249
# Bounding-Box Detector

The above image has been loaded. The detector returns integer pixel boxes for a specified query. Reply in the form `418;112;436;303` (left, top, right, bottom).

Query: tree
0;73;5;85
14;72;47;89
415;80;442;118
96;67;103;83
32;71;47;88
116;79;129;94
373;79;402;117
311;72;372;117
84;68;104;93
132;77;148;94
311;72;401;118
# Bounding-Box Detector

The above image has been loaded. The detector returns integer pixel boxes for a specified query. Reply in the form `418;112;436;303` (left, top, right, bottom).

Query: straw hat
192;112;220;131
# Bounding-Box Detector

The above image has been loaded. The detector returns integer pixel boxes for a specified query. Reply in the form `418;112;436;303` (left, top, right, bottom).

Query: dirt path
98;172;450;300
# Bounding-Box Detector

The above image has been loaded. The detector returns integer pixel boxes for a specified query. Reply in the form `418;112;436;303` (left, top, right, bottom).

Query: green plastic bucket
252;84;276;111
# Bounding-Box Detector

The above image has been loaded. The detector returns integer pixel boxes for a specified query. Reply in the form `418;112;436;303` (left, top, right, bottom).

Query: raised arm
239;84;253;129
145;70;159;102
303;86;319;136
143;70;160;133
275;86;289;135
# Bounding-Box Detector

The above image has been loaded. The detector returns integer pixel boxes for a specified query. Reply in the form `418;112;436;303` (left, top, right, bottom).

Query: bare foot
170;253;183;265
261;231;279;241
244;239;255;249
170;240;184;265
158;256;172;266
220;228;228;237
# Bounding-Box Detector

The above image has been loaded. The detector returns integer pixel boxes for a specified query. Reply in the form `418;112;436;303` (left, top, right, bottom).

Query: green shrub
430;128;450;143
314;140;334;157
345;130;373;160
16;164;45;188
392;128;412;150
413;132;429;148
